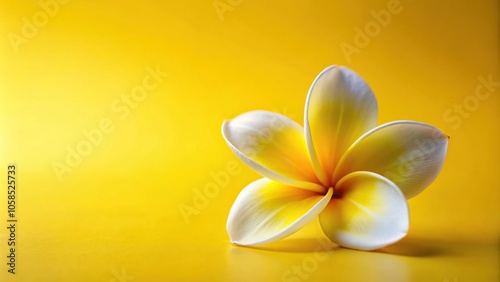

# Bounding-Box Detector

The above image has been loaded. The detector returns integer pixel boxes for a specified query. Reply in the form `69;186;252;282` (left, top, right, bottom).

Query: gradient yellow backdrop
0;0;498;281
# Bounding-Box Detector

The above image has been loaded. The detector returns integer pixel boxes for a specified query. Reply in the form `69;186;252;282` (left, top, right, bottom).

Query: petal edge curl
334;120;449;199
223;110;324;193
228;178;333;245
305;66;378;186
319;171;409;251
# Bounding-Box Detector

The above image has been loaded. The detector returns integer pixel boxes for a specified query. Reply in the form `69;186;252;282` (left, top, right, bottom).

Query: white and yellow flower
222;66;448;251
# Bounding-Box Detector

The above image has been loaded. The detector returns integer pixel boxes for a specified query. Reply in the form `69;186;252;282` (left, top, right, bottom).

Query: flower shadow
378;236;450;257
232;236;450;257
236;237;338;253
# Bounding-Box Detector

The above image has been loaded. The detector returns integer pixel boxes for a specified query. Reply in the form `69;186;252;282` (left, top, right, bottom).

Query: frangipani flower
221;66;448;251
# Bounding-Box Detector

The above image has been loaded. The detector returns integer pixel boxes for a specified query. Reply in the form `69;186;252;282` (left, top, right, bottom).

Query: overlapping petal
223;65;449;251
319;172;409;251
227;178;333;245
305;66;378;186
222;110;324;193
334;121;449;199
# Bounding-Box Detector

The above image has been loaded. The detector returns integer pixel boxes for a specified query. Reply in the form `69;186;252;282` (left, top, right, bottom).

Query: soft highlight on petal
227;178;333;245
305;66;378;186
334;121;449;199
319;171;409;251
223;110;324;193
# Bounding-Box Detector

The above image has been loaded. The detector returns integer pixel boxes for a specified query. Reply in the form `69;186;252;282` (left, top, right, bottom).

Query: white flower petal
319;171;409;251
334;121;449;199
227;178;333;245
223;110;324;193
305;66;378;186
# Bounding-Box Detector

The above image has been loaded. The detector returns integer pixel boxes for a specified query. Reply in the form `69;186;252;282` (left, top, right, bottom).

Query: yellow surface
0;0;498;281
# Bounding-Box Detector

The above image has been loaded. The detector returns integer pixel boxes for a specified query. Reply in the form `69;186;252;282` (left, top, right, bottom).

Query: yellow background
1;0;498;281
